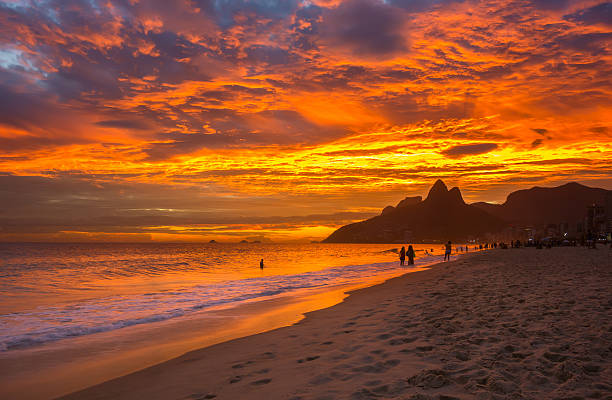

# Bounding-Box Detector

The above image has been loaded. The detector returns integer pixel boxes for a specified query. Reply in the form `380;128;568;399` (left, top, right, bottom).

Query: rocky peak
448;187;465;204
425;179;449;202
424;180;465;206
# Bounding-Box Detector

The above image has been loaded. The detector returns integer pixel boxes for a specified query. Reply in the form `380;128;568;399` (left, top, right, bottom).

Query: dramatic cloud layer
0;0;611;241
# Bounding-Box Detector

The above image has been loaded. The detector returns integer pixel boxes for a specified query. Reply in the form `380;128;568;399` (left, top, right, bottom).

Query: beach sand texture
61;248;612;400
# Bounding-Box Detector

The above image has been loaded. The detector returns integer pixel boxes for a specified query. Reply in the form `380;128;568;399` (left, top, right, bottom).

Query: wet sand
1;265;433;400
61;247;612;400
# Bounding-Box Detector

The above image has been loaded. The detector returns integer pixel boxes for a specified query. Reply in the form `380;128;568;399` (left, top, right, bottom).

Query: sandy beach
60;247;612;400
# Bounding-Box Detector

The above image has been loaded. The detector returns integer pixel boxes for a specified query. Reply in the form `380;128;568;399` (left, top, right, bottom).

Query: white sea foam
0;243;453;351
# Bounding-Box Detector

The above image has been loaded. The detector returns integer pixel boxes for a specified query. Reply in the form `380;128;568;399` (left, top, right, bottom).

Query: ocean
0;242;462;399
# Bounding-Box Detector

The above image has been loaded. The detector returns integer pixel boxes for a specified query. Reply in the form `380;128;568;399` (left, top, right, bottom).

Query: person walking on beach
260;259;264;269
444;241;452;261
407;245;415;265
399;246;406;266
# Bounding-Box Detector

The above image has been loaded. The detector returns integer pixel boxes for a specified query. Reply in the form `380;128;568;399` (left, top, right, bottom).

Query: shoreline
0;257;438;400
58;247;611;400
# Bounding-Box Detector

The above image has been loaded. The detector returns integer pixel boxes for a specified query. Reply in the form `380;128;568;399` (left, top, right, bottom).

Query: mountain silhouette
472;182;610;227
396;195;422;208
323;179;505;243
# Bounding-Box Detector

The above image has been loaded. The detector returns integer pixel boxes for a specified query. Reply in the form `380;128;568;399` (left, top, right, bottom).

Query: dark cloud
380;67;421;81
0;74;96;151
199;89;235;102
291;4;323;50
531;138;544;148
148;31;202;60
208;0;301;28
197;85;275;104
389;0;465;13
565;2;612;26
530;0;570;10
555;32;612;55
44;59;123;100
244;45;292;65
518;158;595;166
95;119;151;130
0;80;53;134
532;128;550;137
286;64;382;91
222;85;275;96
441;143;499;158
143;132;240;160
321;0;408;57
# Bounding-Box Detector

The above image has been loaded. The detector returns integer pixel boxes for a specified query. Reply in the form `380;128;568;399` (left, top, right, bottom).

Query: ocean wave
0;254;447;351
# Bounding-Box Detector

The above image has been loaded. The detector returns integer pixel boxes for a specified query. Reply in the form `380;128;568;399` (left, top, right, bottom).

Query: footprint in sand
186;393;216;399
231;360;255;369
407;369;450;389
389;337;417;346
341;344;364;352
351;359;400;373
510;351;532;360
309;375;333;385
251;378;272;386
583;364;602;374
542;352;569;362
297;355;320;363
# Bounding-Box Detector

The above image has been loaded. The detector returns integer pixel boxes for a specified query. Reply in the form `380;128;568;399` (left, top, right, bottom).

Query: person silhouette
399;246;406;266
407;245;415;265
260;259;264;269
444;241;452;261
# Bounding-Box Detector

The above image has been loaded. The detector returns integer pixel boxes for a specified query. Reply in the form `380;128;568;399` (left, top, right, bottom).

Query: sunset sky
1;0;611;242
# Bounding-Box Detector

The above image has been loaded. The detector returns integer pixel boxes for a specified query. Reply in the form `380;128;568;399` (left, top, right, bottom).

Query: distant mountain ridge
471;182;610;227
323;179;505;243
323;180;611;243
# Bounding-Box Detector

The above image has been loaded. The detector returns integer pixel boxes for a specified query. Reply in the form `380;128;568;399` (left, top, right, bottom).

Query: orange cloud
0;0;610;241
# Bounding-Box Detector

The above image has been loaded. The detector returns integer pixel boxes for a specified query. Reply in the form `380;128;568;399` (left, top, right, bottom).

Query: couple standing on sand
399;245;415;266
